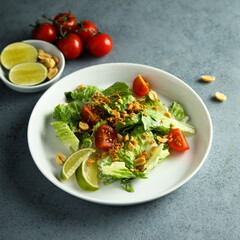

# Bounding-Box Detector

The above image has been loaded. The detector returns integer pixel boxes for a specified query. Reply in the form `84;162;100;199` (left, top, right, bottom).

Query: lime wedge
9;63;48;86
61;148;96;180
75;157;99;191
1;42;38;70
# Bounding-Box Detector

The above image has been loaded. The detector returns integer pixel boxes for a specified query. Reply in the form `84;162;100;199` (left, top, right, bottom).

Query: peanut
38;49;52;59
201;75;215;82
55;153;66;165
79;121;90;131
48;67;58;80
215;92;227;101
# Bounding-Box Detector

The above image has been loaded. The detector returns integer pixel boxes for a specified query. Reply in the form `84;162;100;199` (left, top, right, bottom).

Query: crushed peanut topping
142;133;148;139
108;141;124;161
150;146;157;152
77;84;84;89
164;112;172;118
152;106;159;111
87;159;96;166
124;134;129;142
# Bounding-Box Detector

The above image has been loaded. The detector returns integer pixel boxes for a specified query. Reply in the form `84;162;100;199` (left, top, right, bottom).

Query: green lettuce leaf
121;179;134;192
144;143;170;173
53;102;82;132
65;86;102;103
141;109;195;134
51;121;79;153
169;101;189;123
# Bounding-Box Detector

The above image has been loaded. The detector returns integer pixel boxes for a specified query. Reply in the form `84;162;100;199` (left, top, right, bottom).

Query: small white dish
0;39;65;93
27;63;212;205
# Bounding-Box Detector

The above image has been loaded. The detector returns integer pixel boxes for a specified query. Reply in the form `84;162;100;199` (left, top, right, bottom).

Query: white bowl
0;39;65;93
28;63;212;205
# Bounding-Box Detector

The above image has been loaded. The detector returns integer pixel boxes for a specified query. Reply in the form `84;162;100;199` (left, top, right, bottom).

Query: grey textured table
0;0;239;239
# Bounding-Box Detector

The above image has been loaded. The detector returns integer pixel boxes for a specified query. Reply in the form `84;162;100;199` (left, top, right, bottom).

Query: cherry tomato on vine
167;128;190;152
57;34;83;59
87;33;113;57
32;22;57;43
132;74;150;96
95;124;117;149
53;13;77;33
76;20;98;44
82;105;98;126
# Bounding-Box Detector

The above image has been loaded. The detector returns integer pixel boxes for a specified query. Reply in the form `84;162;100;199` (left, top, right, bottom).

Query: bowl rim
0;39;65;91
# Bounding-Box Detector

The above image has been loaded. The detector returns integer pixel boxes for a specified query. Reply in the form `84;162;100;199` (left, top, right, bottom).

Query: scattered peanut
201;75;215;82
38;49;52;59
124;134;129;142
128;142;135;151
77;84;84;89
157;136;168;143
53;56;59;64
37;49;59;80
215;92;227;101
134;157;146;167
118;98;123;104
79;121;90;131
40;58;56;68
149;90;158;101
117;133;123;143
55;153;66;165
48;67;58;80
164;112;172;118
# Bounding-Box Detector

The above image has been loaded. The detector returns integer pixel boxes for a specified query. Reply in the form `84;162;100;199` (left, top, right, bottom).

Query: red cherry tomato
87;33;113;57
167;128;190;152
82;105;98;126
53;13;77;33
132;74;150;96
32;22;57;43
57;34;83;59
76;21;98;44
95;124;117;149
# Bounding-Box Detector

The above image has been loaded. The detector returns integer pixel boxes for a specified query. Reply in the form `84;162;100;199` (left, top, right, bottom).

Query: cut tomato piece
95;124;117;149
82;105;98;126
167;128;190;152
132;74;150;96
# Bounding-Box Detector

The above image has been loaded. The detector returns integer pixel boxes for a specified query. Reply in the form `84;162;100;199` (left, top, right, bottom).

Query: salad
51;75;195;192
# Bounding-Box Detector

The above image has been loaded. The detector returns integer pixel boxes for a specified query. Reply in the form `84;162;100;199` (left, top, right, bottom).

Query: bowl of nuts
0;39;65;93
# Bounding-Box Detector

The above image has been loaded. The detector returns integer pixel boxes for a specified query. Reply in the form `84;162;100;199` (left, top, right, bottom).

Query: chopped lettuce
121;179;134;192
76;132;92;149
144;143;170;173
141;109;195;134
65;86;101;103
99;82;134;113
169;101;189;123
142;92;168;113
102;82;132;96
118;126;157;169
115;113;141;131
53;102;82;132
100;162;136;179
51;121;79;153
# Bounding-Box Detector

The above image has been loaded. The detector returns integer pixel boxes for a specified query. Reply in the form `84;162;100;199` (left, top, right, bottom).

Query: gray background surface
0;0;239;239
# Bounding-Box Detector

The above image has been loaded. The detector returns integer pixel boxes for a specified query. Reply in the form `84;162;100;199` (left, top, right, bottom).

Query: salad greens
51;81;195;192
